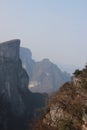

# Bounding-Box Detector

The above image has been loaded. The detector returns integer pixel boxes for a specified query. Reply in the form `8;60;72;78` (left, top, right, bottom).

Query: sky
0;0;87;69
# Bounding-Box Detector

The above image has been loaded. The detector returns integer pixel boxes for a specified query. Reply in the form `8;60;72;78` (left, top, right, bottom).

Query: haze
0;0;87;68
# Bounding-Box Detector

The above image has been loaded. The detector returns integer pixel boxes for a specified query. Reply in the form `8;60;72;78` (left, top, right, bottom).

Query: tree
73;69;82;76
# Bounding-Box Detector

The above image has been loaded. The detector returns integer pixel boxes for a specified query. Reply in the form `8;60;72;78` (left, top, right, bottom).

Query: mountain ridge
20;47;71;93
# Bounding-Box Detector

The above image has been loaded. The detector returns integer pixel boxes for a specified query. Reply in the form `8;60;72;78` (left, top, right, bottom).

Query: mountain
20;47;71;93
0;40;47;130
31;65;87;130
20;47;35;77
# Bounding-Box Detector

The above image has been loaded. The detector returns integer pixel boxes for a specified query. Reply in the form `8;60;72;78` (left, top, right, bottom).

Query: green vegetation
73;69;82;76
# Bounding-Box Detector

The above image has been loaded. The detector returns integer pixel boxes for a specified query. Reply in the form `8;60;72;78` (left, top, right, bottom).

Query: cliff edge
0;39;46;130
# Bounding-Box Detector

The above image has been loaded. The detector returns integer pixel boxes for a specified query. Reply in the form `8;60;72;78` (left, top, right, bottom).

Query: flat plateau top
0;39;20;46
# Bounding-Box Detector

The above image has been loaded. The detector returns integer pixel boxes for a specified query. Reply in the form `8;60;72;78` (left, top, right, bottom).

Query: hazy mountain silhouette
20;47;71;93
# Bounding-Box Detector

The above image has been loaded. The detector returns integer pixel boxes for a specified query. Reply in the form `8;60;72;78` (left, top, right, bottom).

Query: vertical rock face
0;39;20;60
0;39;46;130
20;47;35;77
0;40;28;117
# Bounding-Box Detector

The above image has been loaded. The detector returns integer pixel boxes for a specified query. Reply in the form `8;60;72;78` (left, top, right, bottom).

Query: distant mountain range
58;64;79;75
20;47;71;93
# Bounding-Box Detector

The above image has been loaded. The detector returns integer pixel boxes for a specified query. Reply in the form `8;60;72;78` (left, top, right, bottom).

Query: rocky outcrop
31;66;87;130
0;39;46;130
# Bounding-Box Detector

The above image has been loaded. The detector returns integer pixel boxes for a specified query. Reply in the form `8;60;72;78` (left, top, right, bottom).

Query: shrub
58;119;76;130
73;69;82;76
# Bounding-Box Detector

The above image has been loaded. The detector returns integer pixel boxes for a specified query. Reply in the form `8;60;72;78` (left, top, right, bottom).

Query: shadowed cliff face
0;39;46;130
